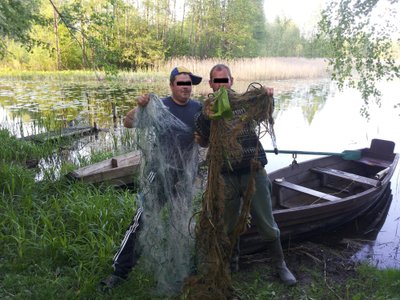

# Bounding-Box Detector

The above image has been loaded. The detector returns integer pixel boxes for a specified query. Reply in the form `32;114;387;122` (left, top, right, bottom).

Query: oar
265;149;362;160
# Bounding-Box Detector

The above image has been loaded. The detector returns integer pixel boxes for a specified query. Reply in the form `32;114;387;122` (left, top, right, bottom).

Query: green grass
1;128;400;299
0;129;146;299
232;262;400;300
345;265;400;300
0;179;145;299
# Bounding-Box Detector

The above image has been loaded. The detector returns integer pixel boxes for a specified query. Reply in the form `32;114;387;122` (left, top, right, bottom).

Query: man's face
170;74;193;104
209;68;233;92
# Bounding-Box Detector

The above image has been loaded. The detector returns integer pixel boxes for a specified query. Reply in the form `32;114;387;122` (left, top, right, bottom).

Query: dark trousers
111;167;191;279
112;206;143;279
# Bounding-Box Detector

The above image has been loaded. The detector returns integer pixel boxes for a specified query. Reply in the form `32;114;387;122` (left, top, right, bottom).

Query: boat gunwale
270;152;399;216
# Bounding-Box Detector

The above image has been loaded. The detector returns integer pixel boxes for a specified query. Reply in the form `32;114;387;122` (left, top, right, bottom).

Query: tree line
0;0;329;72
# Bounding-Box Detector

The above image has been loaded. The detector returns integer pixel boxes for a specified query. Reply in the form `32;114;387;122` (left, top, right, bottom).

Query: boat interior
271;139;397;209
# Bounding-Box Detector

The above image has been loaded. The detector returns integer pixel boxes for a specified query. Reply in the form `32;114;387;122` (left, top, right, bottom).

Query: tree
0;0;42;58
223;0;267;57
318;0;400;114
265;17;303;57
184;0;268;58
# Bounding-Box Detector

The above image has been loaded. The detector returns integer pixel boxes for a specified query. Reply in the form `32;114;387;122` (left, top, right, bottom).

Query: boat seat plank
311;167;380;187
274;179;341;201
356;157;391;168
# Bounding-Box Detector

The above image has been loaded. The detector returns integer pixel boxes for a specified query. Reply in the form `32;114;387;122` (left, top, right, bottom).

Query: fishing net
183;83;276;299
132;94;200;296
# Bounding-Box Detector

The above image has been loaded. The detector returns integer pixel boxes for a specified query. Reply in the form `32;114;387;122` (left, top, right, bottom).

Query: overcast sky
263;0;327;33
263;0;400;38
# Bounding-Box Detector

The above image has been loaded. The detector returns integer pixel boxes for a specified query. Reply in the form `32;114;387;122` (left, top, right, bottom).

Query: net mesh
183;83;276;299
132;93;199;295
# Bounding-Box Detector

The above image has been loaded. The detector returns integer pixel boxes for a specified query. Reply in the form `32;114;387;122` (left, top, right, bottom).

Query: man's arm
194;109;211;148
123;94;151;128
123;108;136;128
194;132;209;147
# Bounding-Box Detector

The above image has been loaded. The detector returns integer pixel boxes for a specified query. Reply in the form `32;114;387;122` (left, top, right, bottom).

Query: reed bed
0;57;329;83
161;57;329;81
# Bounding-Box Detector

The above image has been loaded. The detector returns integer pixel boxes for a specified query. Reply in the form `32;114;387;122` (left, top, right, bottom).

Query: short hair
209;64;232;79
171;72;195;85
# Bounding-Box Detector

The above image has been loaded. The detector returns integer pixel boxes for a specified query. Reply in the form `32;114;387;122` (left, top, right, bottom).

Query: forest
1;0;399;104
0;0;329;72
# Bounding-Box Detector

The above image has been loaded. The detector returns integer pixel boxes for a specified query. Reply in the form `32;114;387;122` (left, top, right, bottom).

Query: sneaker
98;274;126;293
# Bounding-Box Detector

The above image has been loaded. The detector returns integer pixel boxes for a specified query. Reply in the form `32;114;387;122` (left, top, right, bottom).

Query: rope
183;83;276;299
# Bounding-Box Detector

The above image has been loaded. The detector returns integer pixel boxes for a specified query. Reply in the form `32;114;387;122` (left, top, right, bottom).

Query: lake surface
1;76;399;268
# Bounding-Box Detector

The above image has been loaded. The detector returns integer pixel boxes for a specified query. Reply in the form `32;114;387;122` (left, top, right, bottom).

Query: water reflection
0;79;161;138
1;76;399;269
309;186;399;268
0;77;334;140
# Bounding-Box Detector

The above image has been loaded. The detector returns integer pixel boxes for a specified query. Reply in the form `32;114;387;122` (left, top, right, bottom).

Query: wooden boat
21;125;98;143
67;148;208;187
68;138;398;251
240;138;399;254
67;150;142;186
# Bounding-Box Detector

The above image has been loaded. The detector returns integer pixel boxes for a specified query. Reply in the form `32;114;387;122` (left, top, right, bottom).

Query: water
262;79;400;269
1;76;399;268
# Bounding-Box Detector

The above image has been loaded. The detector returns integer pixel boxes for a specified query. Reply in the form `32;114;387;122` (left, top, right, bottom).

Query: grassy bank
1;129;399;299
0;57;329;83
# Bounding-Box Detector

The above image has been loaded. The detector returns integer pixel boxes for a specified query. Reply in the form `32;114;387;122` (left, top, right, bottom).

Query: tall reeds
161;57;329;81
1;57;329;83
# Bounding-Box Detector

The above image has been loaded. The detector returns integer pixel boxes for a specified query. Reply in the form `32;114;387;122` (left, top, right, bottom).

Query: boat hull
240;139;398;254
67;151;141;186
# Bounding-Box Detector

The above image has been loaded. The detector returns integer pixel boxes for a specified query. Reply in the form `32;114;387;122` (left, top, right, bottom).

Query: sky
263;0;400;38
263;0;327;33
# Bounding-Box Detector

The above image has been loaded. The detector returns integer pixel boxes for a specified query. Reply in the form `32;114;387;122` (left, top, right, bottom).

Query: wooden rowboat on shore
241;138;398;254
67;148;207;187
67;150;141;186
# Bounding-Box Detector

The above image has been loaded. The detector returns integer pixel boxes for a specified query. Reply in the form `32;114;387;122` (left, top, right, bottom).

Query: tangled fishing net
183;83;276;299
132;94;200;295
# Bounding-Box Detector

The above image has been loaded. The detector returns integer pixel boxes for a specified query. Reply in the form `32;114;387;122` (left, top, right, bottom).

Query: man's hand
137;94;150;107
264;87;274;97
194;132;209;147
203;99;215;119
124;94;151;128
